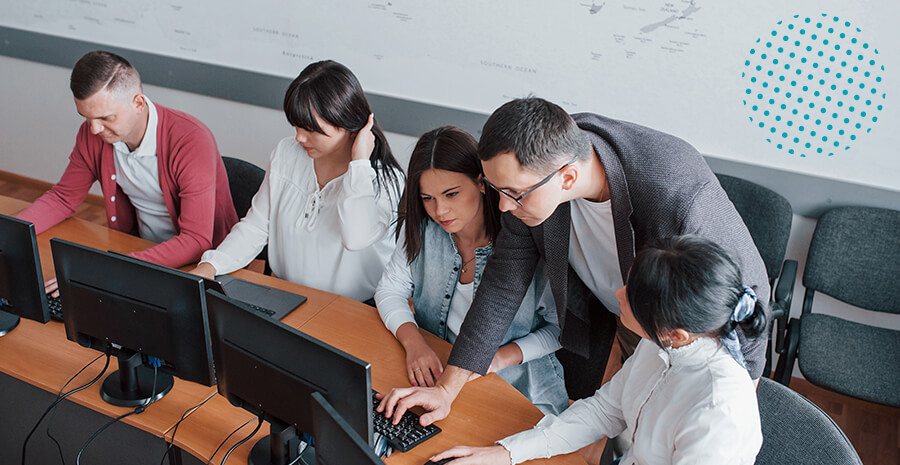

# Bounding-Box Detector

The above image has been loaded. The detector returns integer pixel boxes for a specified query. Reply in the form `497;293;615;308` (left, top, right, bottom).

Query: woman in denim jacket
375;126;568;415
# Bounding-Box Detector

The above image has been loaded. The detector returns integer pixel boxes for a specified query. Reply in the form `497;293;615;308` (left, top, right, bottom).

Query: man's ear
132;94;146;113
559;164;578;191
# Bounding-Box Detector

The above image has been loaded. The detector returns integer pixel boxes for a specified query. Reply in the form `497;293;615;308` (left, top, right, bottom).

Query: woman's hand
350;113;376;161
404;338;444;387
188;262;218;280
428;445;513;465
486;343;523;374
396;323;444;387
466;343;523;382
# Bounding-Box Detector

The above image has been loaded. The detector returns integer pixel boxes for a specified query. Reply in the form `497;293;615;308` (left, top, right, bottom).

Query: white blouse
200;137;400;301
499;337;762;465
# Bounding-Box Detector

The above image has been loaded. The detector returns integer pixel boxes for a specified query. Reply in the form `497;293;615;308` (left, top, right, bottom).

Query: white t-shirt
112;98;177;243
568;197;623;314
447;279;474;339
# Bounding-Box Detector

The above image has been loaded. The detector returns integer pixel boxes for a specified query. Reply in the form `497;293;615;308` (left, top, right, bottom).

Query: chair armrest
774;317;801;386
771;260;797;353
773;259;798;314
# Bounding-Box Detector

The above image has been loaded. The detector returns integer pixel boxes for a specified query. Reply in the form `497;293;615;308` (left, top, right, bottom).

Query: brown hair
70;51;142;100
397;126;500;263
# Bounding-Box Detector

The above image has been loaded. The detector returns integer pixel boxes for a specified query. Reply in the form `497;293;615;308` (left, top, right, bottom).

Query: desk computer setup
206;290;441;465
5;215;442;464
0;214;52;335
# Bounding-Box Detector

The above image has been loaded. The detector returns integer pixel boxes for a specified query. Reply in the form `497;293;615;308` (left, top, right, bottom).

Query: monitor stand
101;350;174;407
249;420;307;465
0;310;20;337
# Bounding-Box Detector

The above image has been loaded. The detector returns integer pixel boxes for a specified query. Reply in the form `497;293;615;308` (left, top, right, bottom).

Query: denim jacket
376;220;569;414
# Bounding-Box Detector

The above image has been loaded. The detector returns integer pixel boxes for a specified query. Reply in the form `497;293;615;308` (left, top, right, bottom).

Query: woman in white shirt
429;235;768;465
375;126;568;415
192;61;404;301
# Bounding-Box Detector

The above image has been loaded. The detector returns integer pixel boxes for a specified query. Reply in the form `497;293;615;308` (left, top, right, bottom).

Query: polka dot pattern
742;14;885;157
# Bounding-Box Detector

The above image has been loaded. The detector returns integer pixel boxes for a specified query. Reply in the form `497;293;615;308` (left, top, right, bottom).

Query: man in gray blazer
379;97;769;426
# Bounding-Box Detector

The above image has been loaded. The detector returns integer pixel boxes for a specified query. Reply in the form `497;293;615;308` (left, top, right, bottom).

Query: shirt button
439;321;444;326
444;294;451;300
111;174;116;180
110;196;116;202
453;267;458;271
111;216;117;222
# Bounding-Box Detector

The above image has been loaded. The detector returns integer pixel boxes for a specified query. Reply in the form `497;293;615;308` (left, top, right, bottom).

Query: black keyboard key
370;390;440;453
47;294;64;321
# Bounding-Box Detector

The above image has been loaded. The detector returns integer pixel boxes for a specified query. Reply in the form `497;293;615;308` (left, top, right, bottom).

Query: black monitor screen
205;289;373;463
50;238;215;405
311;392;384;465
0;214;49;329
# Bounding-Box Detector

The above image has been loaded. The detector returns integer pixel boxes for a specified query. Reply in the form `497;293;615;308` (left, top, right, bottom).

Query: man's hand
377;365;470;425
350;113;376;162
44;278;59;298
428;445;513;465
188;262;217;280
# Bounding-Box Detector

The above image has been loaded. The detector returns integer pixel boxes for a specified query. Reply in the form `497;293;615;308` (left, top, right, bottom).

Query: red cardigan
19;103;238;268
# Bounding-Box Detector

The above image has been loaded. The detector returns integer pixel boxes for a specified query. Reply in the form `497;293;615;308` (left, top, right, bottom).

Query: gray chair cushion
798;313;900;407
804;207;900;314
755;377;862;465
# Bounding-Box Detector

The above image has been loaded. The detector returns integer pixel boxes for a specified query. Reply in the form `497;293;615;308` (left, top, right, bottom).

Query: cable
45;352;106;465
21;352;110;465
205;417;257;465
159;392;217;465
220;417;263;465
75;364;159;465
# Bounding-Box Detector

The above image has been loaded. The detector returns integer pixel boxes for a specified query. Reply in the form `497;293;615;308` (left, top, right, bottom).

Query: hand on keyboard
371;390;440;452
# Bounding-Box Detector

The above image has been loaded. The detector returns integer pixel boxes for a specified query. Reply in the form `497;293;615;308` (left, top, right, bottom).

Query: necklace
460;255;477;274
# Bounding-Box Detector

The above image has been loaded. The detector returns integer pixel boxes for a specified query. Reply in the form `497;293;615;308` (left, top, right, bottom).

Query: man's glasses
484;155;579;207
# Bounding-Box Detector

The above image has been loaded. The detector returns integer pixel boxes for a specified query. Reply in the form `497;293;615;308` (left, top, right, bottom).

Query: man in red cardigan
18;50;238;292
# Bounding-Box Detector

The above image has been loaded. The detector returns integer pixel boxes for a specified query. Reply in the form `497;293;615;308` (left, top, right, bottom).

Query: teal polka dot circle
742;14;886;157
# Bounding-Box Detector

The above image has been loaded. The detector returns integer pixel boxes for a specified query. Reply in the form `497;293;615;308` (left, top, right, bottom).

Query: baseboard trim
0;170;104;207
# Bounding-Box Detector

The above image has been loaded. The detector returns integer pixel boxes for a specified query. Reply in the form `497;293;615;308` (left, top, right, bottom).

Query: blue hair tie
722;286;758;370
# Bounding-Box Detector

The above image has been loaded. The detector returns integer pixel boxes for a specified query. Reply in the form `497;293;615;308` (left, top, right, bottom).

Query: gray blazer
449;112;771;380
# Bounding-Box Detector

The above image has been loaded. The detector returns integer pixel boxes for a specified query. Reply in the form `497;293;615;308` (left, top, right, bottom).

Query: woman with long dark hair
192;60;403;301
430;235;768;465
375;126;568;415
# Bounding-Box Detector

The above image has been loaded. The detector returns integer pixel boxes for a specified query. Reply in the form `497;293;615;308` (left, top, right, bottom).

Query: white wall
0;55;419;193
1;55;896;378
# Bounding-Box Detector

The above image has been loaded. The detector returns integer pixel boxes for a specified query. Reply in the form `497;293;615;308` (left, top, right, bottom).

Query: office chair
716;173;797;377
222;156;271;275
774;206;900;408
755;377;862;464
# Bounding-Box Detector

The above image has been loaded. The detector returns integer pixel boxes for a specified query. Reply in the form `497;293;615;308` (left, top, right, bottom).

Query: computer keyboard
371;390;441;453
47;294;64;321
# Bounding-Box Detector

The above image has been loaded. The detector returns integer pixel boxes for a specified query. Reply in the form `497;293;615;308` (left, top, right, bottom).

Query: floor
2;170;898;464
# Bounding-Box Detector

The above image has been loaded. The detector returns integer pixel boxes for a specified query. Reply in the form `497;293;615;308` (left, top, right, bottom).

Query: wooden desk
0;195;586;465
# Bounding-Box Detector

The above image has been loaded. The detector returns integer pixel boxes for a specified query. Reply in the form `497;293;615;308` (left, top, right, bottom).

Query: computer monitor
50;238;215;407
205;289;373;465
0;214;50;336
311;392;384;465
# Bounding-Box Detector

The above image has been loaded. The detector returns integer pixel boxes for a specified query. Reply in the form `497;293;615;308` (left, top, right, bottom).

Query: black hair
477;97;592;174
283;60;403;200
70;50;142;100
397;126;500;264
625;235;769;349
